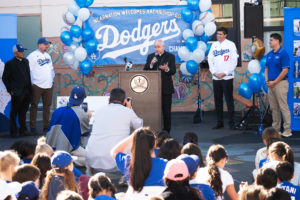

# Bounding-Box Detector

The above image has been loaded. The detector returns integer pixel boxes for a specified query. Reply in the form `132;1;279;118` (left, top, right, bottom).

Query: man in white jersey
208;27;239;130
27;38;55;134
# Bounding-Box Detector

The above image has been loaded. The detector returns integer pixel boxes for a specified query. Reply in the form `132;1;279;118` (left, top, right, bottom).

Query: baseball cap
0;179;22;200
163;159;189;181
177;154;200;175
37;37;51;45
17;181;40;200
13;44;27;53
69;86;86;106
51;151;73;169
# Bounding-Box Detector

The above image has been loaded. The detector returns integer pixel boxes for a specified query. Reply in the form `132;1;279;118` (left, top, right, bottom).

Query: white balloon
183;29;194;40
68;42;78;52
178;46;192;62
247;59;261;74
199;12;215;25
65;11;76;25
78;8;90;22
68;1;80;16
180;62;192;76
70;60;79;70
190;48;205;64
204;22;217;36
74;47;87;62
197;41;207;52
62;10;74;26
63;52;75;65
61;26;70;32
199;0;212;12
73;36;82;43
192;20;204;36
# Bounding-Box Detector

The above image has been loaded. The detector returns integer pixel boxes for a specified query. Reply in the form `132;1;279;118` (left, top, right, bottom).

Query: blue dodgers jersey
278;181;300;200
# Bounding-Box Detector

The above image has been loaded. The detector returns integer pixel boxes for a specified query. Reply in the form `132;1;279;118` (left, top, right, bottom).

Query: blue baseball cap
177;154;200;175
17;181;40;200
37;37;51;44
13;44;27;52
69;86;86;106
51;151;73;169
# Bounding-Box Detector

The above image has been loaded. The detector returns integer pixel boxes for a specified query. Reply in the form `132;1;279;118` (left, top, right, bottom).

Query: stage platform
1;111;299;198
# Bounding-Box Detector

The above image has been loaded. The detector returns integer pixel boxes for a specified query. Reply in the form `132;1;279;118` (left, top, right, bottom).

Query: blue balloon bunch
238;55;268;99
60;0;95;75
179;0;215;76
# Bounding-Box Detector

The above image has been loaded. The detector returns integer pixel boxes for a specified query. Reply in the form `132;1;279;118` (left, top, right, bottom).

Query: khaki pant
30;84;53;130
268;80;291;133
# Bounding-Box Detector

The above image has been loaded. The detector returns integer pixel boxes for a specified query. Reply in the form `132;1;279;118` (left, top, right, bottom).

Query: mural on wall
49;37;256;112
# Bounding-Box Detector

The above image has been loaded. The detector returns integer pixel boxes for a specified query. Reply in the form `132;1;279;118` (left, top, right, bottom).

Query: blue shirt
94;195;116;200
115;152;167;186
266;46;290;81
190;183;216;200
278;181;300;200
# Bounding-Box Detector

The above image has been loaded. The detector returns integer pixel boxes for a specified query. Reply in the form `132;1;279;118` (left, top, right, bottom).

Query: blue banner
87;6;193;65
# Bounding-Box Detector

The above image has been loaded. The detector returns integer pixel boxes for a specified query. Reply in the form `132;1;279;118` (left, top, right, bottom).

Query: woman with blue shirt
111;127;167;199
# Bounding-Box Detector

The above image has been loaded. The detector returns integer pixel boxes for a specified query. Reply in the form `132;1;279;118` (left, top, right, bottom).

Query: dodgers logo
213;49;230;57
37;58;50;66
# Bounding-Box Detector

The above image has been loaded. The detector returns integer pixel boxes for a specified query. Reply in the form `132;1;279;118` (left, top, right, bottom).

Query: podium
119;71;162;132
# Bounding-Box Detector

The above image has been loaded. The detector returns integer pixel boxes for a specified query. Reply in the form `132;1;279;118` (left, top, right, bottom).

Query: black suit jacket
144;51;176;95
2;57;32;96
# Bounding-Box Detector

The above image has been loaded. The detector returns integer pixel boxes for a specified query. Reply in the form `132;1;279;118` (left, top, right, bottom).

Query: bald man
144;39;176;133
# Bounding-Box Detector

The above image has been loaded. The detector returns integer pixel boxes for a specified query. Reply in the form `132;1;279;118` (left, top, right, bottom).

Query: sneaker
281;131;292;137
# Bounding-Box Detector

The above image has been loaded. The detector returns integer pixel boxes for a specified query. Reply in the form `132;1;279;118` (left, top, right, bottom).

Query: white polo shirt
27;49;55;89
208;39;239;80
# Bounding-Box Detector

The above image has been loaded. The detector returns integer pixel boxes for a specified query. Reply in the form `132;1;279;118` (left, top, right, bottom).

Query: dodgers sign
87;6;192;65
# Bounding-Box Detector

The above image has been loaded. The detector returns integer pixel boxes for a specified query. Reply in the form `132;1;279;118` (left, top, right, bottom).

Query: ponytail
206;144;228;198
130;128;155;192
269;141;294;165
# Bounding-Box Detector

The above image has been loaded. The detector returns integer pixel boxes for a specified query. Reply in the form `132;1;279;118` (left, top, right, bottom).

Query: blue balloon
75;0;87;7
70;25;82;38
239;83;253;99
84;39;97;54
185;37;198;51
82;28;94;42
249;73;262;93
186;60;198;75
260;55;267;73
181;8;194;23
60;31;72;46
85;0;94;7
187;0;199;11
205;43;211;56
200;34;212;43
80;60;92;75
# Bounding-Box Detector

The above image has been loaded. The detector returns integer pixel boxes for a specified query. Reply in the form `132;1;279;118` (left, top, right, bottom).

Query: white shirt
208;39;239;80
85;103;143;172
263;161;300;186
27;50;55;88
196;166;234;200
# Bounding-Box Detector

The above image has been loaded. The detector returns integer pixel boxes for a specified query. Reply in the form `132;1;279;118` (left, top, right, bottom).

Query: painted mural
49;36;260;112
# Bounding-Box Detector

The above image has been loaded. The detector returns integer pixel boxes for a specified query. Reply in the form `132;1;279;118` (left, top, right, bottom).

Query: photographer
46;86;91;167
85;88;143;175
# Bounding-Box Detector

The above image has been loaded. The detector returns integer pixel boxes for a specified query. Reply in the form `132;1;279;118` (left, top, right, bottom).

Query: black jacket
161;186;202;200
144;51;176;95
2;57;32;96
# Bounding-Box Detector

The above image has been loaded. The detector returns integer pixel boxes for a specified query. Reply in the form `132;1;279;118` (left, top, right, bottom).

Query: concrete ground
1;111;299;199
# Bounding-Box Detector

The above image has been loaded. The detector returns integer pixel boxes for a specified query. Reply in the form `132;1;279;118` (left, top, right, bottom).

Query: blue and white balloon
180;62;192;76
197;41;207;52
70;25;82;38
181;8;194;23
185;36;198;52
200;33;211;43
75;0;87;8
199;11;215;25
187;0;199;11
84;39;97;54
82;28;94;41
74;47;87;62
68;1;80;16
80;59;93;75
249;73;262;93
186;60;198;75
68;42;79;52
239;83;253;99
60;31;73;46
85;0;94;7
192;20;204;36
70;60;80;70
63;52;75;65
183;29;194;40
205;43;211;56
247;59;261;74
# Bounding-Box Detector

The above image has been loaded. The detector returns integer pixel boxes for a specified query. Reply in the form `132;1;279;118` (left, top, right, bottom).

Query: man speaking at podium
144;39;176;133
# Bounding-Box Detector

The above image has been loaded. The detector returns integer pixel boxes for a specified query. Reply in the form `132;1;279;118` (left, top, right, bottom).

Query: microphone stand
193;63;203;123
